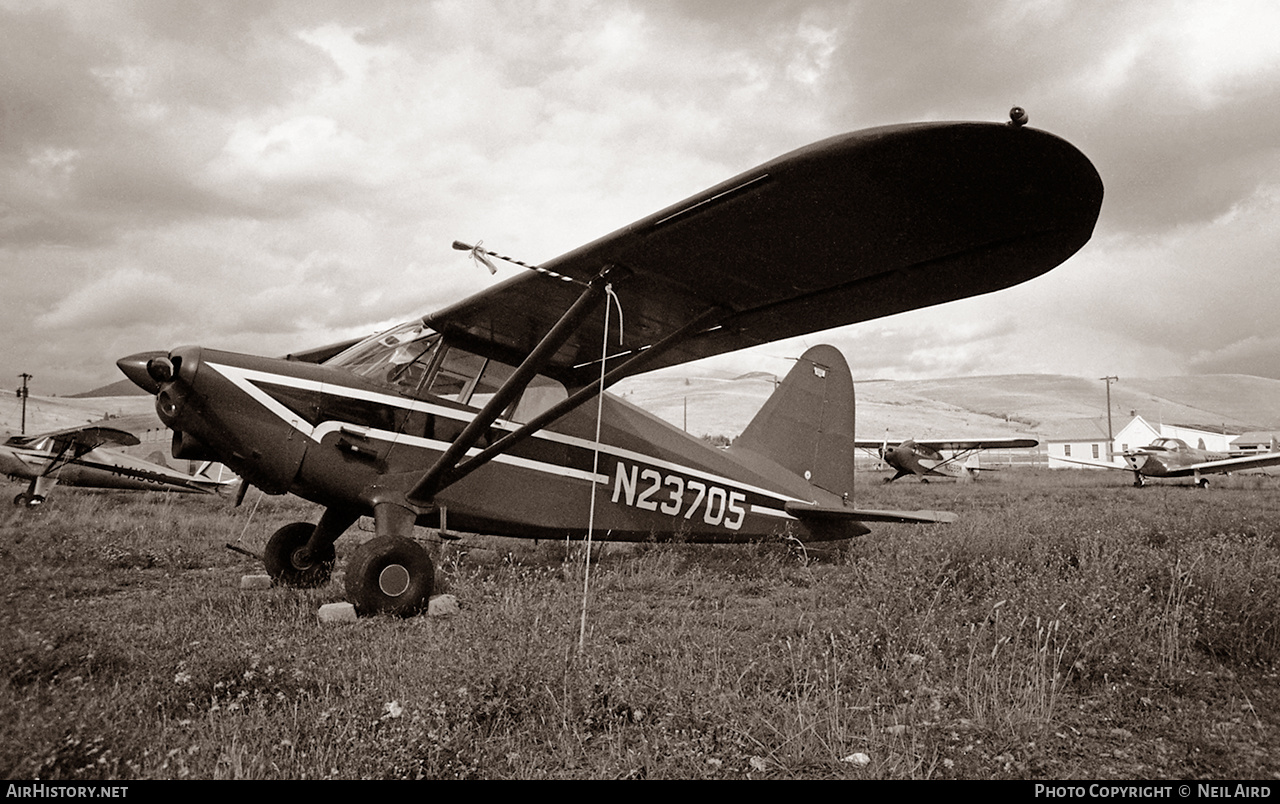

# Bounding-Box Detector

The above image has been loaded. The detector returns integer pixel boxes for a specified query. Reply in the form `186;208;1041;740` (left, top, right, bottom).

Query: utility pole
16;373;32;435
1101;375;1118;462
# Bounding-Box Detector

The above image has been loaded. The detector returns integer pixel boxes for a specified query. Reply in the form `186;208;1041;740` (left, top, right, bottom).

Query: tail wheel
263;522;335;588
345;536;434;617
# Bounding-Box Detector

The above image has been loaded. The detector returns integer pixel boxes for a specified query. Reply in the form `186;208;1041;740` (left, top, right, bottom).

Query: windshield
324;321;441;393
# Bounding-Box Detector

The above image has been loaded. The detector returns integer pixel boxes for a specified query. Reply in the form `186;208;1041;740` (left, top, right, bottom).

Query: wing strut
407;304;725;505
407;267;616;503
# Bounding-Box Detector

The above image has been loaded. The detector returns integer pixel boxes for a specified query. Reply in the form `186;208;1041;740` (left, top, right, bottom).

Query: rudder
732;344;855;498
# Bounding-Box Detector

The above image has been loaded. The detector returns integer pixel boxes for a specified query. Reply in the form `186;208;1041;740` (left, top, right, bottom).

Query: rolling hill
612;372;1280;442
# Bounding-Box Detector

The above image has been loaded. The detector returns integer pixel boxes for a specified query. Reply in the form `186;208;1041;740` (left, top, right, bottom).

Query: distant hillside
1;395;159;437
612;372;1280;440
864;374;1280;433
70;378;148;398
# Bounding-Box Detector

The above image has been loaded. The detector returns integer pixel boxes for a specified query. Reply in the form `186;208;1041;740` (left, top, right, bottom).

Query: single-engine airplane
1;424;232;507
1058;437;1280;487
856;437;1040;483
117;112;1103;616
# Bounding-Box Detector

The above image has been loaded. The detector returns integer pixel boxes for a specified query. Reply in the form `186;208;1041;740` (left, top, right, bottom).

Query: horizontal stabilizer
784;501;958;525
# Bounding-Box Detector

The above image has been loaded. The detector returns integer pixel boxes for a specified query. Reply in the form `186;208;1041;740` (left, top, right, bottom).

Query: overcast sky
3;0;1279;396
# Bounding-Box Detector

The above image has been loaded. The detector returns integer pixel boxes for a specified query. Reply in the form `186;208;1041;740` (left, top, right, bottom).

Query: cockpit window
325;322;440;392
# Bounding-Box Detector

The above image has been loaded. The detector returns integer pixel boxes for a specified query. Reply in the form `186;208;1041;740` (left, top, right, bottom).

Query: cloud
4;1;1280;396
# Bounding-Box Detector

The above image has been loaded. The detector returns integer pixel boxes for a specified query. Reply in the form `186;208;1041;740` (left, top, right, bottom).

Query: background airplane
117;114;1103;616
1057;437;1280;487
1;423;233;507
855;437;1039;483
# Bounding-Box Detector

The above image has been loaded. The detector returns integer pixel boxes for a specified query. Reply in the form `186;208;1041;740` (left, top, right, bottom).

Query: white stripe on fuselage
207;361;802;517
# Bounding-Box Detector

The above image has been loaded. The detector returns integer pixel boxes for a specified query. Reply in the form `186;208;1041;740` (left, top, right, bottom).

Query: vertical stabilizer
732;344;855;498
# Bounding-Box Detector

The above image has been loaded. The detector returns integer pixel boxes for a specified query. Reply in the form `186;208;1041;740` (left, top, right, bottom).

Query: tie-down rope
578;283;624;654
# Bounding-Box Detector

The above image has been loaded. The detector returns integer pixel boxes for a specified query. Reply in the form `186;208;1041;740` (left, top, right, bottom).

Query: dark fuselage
1124;438;1226;479
136;344;849;543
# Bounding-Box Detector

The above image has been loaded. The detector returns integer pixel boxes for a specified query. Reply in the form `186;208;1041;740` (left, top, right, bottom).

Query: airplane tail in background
732;344;855;498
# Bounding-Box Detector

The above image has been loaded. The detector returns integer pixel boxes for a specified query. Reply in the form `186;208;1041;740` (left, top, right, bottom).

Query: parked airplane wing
1052;455;1124;470
854;437;1039;450
1158;452;1280;477
425;120;1103;388
16;425;142;453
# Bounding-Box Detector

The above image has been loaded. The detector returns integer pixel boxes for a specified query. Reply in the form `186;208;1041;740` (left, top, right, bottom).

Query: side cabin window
427;346;568;423
426;348;487;403
325;324;567;424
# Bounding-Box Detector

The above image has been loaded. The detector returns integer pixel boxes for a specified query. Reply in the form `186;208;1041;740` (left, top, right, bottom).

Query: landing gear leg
263;506;359;588
345;502;435;617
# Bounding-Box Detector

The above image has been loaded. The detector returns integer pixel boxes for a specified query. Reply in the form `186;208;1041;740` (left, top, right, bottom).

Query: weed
2;474;1280;778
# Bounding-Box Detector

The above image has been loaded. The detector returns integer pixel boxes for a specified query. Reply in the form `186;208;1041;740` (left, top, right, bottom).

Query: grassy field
2;470;1279;779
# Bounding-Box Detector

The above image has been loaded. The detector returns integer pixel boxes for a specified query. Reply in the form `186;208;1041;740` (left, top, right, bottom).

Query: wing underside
854;438;1039;451
426;121;1103;388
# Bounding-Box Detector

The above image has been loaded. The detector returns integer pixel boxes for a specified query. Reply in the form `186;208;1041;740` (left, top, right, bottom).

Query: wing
1053;455;1127;470
38;425;142;453
1158;452;1280;477
427;120;1103;388
909;437;1039;451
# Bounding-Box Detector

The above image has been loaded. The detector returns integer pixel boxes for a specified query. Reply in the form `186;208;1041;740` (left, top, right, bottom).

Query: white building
1046;414;1159;468
1044;414;1245;468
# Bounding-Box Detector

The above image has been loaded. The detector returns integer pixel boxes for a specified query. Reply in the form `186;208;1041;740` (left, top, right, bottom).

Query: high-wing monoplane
1;424;232;507
1058;437;1280;487
117;112;1103;616
856;437;1040;483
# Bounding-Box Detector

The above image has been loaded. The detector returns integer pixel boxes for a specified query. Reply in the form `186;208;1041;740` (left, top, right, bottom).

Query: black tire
12;492;43;507
263;522;335;588
345;536;434;617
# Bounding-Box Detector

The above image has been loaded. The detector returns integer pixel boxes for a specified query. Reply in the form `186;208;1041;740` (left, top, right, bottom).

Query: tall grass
2;470;1280;779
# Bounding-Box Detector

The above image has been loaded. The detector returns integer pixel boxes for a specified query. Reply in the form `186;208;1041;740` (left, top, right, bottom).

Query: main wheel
345;536;435;617
263;522;335;588
13;492;28;507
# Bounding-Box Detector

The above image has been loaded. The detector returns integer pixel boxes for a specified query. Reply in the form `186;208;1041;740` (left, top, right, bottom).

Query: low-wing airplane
1058;437;1280;487
1;424;233;507
856;437;1040;483
117;112;1103;616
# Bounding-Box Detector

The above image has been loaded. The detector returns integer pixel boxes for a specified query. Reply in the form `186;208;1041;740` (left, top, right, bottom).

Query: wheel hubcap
378;564;411;597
